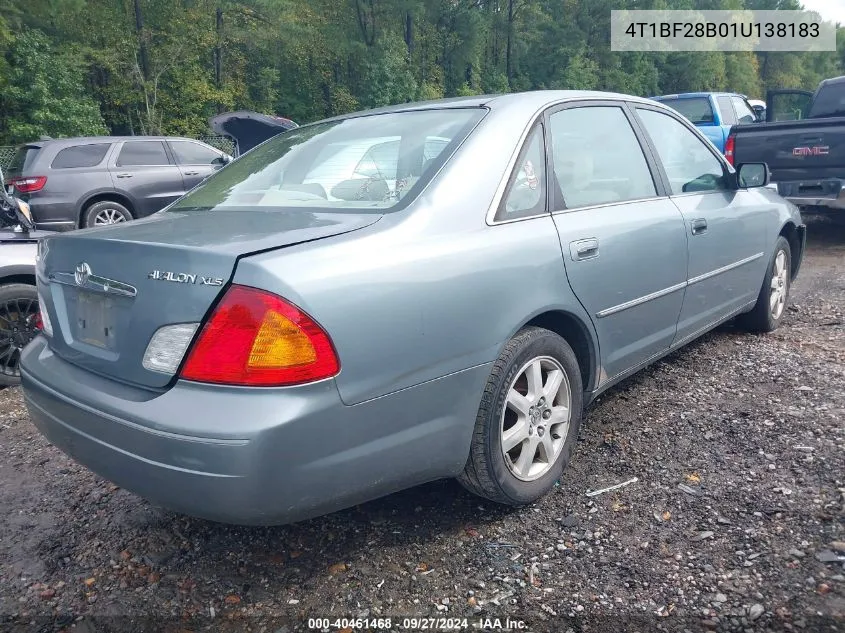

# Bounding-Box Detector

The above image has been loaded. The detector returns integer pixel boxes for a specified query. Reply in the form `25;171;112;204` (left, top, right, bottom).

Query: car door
632;104;769;346
167;140;227;191
110;140;185;217
546;102;688;382
766;89;814;122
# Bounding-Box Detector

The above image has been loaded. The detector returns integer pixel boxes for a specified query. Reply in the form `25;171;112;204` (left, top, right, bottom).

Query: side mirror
751;104;765;122
211;154;232;167
737;162;770;188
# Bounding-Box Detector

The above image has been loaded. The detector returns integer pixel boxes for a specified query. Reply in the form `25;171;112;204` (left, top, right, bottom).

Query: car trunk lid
209;111;299;155
38;208;380;389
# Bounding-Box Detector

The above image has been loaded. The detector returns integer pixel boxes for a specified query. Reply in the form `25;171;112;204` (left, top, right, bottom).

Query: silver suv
5;137;232;230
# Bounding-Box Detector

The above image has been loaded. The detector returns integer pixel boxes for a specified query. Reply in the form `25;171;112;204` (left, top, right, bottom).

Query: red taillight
724;134;735;166
180;285;340;387
11;176;47;194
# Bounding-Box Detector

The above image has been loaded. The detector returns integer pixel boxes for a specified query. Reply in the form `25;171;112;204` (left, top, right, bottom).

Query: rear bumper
20;337;488;525
778;179;845;211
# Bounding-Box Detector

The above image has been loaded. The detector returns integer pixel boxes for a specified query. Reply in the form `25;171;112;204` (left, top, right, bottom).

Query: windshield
656;97;715;125
170;108;485;214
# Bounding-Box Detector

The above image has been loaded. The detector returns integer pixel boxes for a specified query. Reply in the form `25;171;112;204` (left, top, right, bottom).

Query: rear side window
716;97;737;125
169;141;222;165
51;144;110;169
657;97;715;125
353;140;400;180
495;124;546;222
116;141;170;167
636;108;729;195
351;137;448;181
548;106;657;209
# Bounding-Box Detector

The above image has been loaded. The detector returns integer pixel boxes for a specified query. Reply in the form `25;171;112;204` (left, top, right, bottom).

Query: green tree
3;29;107;142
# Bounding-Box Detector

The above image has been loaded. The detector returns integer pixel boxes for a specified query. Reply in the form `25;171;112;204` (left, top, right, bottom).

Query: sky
800;0;845;25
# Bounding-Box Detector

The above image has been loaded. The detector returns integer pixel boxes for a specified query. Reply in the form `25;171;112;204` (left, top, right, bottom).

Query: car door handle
115;173;133;179
570;238;599;261
183;171;200;176
691;218;708;235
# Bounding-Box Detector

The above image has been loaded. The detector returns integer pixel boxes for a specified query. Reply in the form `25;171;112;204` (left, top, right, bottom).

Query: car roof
652;92;743;100
21;136;211;148
321;90;675;122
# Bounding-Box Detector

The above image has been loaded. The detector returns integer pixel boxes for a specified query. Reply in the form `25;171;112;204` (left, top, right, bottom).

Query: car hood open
209;111;299;155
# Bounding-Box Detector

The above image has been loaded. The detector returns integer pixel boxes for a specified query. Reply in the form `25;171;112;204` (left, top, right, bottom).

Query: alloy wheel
770;250;788;320
500;356;572;481
0;297;40;378
94;208;127;225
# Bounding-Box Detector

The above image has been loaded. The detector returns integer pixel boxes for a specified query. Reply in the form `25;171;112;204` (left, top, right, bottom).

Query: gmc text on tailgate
728;75;845;215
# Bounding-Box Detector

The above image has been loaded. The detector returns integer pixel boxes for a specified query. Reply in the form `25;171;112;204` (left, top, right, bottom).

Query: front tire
738;235;792;333
0;284;40;387
458;327;583;506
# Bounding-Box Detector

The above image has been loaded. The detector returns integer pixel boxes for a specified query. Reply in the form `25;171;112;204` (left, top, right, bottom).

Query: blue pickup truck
650;92;763;153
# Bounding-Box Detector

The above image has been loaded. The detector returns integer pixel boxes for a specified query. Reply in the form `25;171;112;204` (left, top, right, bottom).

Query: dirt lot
0;217;842;633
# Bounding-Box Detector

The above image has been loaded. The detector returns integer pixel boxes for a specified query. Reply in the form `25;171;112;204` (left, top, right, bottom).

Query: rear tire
0;284;40;387
738;236;792;333
83;200;133;228
458;327;583;506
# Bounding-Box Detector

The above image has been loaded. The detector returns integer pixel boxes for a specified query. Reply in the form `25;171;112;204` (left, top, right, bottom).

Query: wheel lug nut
542;409;551;420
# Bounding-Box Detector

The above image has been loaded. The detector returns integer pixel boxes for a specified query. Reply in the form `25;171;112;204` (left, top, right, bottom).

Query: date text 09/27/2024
307;617;528;631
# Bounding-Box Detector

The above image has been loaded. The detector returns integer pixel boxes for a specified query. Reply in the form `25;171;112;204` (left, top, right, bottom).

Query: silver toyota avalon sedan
20;91;805;525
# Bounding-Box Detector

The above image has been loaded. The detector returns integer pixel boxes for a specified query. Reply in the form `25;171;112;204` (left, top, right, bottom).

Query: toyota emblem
74;262;91;286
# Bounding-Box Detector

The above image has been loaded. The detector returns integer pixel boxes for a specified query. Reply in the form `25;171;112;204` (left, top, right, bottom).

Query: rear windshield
169;108;485;213
809;82;845;119
7;145;41;177
655;97;715;124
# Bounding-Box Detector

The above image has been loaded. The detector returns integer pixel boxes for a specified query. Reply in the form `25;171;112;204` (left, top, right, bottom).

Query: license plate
75;292;117;350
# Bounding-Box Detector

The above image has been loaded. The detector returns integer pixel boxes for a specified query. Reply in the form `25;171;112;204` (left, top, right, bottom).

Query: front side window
548;106;656;209
731;97;757;124
495;124;546;221
636;108;729;195
117;141;170;167
169;108;485;213
657;97;715;124
51;144;111;169
717;97;737;125
170;141;223;165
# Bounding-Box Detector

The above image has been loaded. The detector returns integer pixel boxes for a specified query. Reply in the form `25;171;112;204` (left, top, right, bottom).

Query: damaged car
20;92;804;525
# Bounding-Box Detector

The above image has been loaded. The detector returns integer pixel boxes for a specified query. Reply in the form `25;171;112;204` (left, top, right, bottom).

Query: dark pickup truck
728;75;845;214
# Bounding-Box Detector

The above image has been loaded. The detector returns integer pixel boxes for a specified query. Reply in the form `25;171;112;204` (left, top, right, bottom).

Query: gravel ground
0;217;842;633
